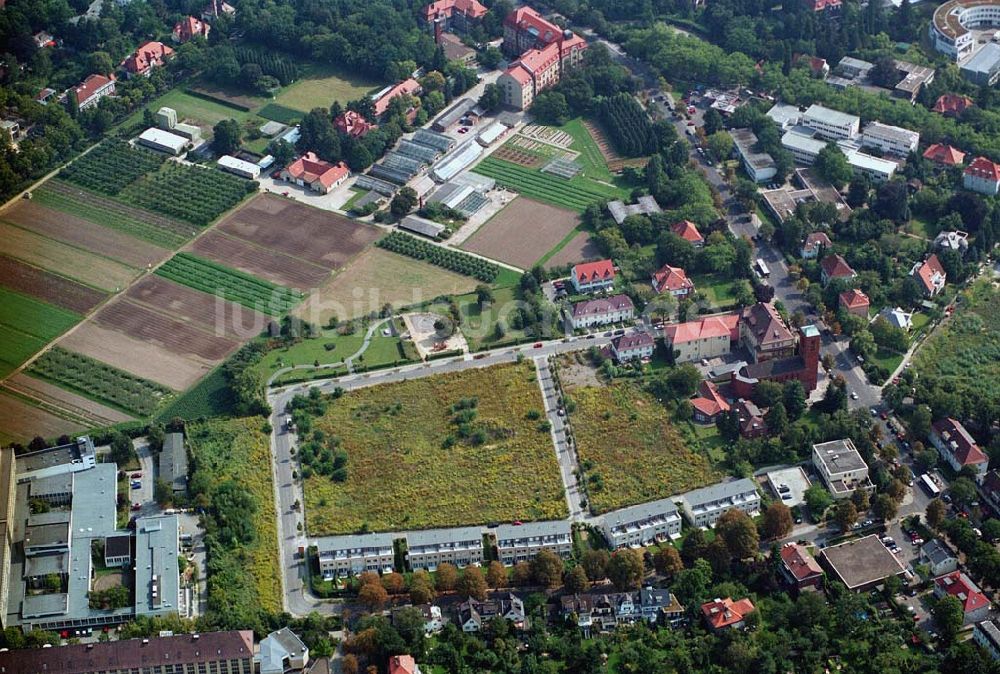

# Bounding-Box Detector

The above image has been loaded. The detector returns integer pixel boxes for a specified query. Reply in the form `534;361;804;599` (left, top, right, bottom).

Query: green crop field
565;382;720;513
61;140;165;196
33;184;193;248
119;162;252;226
302;361;567;534
127;88;260;130
472;157;627;212
29;347;174;416
157;253;302;316
273;64;381;113
914;279;1000;400
187;417;282;614
156;366;235;421
0;289;80;377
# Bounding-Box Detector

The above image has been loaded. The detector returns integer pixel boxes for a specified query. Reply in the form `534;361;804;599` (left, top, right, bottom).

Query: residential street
534;356;586;521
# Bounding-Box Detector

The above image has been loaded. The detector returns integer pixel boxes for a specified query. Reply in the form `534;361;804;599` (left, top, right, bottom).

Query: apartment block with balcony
317;533;395;579
406;527;484;571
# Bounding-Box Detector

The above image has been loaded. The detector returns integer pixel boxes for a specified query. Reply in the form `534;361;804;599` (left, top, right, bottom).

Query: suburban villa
570;260;616;294
280;153;350;194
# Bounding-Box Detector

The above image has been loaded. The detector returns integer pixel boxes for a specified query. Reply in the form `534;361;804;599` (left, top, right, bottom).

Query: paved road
534;356;586;520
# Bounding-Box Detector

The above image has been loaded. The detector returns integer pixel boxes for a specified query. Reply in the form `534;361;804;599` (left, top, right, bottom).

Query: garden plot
519;124;574;148
190;230;332;289
544;232;602;269
461;197;579;269
0;255;106;314
4;373;133;427
0;391;84;446
0;288;81;378
302;361;567;534
217;194;380;269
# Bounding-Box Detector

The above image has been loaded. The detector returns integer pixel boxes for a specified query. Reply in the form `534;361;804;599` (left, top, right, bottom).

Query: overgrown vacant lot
303;361;567;534
566;381;719;514
914;279;1000;401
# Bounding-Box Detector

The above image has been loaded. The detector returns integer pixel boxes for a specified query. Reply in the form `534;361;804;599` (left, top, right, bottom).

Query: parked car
131;472;142;479
130;481;141;490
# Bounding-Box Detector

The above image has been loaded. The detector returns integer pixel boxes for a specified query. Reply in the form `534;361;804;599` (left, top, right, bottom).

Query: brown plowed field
545;232;603;269
0;391;84;446
461;197;579;269
93;298;239;361
218;194;380;269
60;324;214;391
4;202;169;268
126;275;269;341
0;221;137;292
6;374;133;425
0;255;107;314
189;230;331;289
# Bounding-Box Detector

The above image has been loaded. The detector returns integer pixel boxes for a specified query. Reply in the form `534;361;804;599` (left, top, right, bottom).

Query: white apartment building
843;148;897;183
680;479;760;529
930;0;1000;62
731;128;777;183
861;122;920;156
781;129;828;164
494;521;572;565
569;294;635;329
601;497;683;548
406;527;484;571
812;439;872;499
974;619;1000;662
782;129;896;182
317;533;395;579
801;104;860;140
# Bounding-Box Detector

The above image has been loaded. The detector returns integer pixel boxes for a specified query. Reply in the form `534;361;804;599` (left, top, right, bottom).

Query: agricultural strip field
294;248;479;322
472;156;627;212
126;275;270;342
59;323;218;391
128;88;262;131
3;201;170;269
5;373;133;427
35;181;197;248
187;418;282;614
0;255;107;314
0;391;84;446
564;381;720;514
119;162;252;226
29;347;172;417
93;298;239;362
544;232;602;269
190;230;332;289
157;253;301;317
303;361;567;534
460;197;579;269
60;140;165;195
0;288;81;377
272;64;380;113
914;279;1000;402
217;194;381;269
0;221;138;292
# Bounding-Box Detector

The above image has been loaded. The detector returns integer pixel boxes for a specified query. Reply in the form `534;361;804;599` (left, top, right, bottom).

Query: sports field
303;361;567;534
0;288;81;377
273;64;380;113
294;247;479;322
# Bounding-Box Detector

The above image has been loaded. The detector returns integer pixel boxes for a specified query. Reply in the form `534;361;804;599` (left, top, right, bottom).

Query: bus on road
920;473;940;497
755;258;770;278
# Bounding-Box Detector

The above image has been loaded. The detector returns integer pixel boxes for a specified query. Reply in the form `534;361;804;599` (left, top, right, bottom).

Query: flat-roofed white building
317;533;395;579
680;479;760;529
974;619;1000;661
861;122;920;156
217;154;261;179
731;128;777;183
601;497;683;548
812;439;872;498
802;104;860;140
495;521;572;565
781;128;828;164
843;148;897;183
137;127;188;155
406;527;484;571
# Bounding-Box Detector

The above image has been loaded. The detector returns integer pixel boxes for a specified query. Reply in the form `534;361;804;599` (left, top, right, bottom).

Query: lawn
691;272;740;309
429;285;537;351
272;63;381;114
560;118;615;182
869;348;904;375
564;382;720;514
126;88;258;131
472;157;629;212
187;417;282;614
913;279;1000;401
0;288;81;377
255;331;366;379
302;361;567;534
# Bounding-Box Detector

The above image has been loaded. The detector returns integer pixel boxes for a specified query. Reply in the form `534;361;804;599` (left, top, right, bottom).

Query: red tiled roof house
910;253;946;297
934;571;990;624
933;94;974;117
422;0;487;34
839;288;870;318
663;313;740;364
497;7;586;110
389;654;422;674
929;417;988;481
923;143;966;166
120;41;174;77
334;110;374;138
71;74;116;110
691;380;730;424
800;231;832;259
373;79;422;118
820;253;856;286
671;220;705;247
172;16;210;43
280;153;350;194
701;596;756;632
780;542;824;590
571;259;615;294
651;264;694;297
964;156;1000;196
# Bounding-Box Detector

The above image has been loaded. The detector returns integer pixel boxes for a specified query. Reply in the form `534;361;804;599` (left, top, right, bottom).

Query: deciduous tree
531;550;564;588
716;509;760;559
486;560;507;589
607;548;645;591
653;546;683;577
435;563;458;592
457;566;488;600
762;502;793;540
